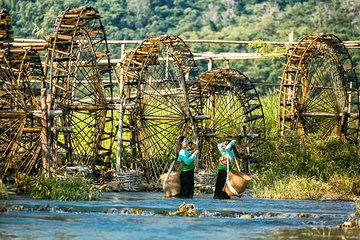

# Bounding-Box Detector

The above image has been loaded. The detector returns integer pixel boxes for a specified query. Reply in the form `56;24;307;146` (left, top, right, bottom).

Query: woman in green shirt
176;135;199;198
213;139;239;199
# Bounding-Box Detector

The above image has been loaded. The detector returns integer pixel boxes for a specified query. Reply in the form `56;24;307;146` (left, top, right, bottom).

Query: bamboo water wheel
0;54;27;175
118;35;202;180
279;34;360;143
0;8;11;51
44;6;114;169
197;68;265;172
0;8;44;175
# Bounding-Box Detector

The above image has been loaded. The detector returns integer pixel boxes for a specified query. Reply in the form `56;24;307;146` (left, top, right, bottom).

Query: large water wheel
118;35;202;180
0;8;44;175
278;34;360;143
0;54;27;175
44;6;114;170
198;68;265;172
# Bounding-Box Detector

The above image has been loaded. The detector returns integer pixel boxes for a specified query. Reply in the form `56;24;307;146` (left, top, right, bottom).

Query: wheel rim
119;35;200;180
0;8;43;175
279;34;360;142
198;68;265;170
45;6;114;168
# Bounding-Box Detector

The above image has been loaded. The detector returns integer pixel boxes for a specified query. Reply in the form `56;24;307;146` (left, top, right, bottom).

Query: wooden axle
0;111;26;118
139;114;210;121
23;127;42;133
68;105;107;111
298;112;359;118
202;133;260;139
140;115;185;121
0;110;62;118
202;133;242;138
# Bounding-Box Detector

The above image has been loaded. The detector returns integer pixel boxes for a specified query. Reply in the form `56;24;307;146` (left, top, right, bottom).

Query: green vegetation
14;174;100;201
0;180;14;199
250;136;360;200
251;174;359;201
1;0;359;201
2;0;359;85
250;95;360;200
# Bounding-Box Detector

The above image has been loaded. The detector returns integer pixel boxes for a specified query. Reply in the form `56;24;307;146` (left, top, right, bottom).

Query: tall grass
259;92;278;136
249;92;360;200
251;174;359;200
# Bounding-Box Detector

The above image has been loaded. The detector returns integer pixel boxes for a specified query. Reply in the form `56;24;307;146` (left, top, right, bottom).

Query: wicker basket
223;171;251;196
160;172;181;197
118;170;142;191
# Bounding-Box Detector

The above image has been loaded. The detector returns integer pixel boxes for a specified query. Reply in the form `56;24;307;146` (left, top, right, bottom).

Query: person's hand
194;150;199;155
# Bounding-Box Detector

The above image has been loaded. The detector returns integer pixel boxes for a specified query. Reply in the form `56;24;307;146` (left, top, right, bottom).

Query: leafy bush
0;180;14;199
22;175;100;201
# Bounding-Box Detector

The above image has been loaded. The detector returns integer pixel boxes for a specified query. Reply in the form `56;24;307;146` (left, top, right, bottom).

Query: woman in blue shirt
176;135;199;198
213;139;239;199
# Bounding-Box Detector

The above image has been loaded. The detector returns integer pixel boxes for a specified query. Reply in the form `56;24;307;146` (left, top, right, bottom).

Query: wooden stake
40;88;49;177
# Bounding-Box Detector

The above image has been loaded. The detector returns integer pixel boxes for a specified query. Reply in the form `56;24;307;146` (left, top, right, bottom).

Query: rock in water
169;202;197;217
239;214;253;219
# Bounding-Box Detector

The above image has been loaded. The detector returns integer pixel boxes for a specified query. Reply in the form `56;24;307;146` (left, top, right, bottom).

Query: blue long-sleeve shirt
177;149;196;165
177;149;196;171
217;140;236;163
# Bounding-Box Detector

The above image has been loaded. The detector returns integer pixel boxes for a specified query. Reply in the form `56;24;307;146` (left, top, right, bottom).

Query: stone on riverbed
239;214;253;219
168;202;197;217
296;213;311;218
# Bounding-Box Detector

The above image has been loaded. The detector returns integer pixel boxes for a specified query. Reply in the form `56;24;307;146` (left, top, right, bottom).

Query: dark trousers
179;169;194;198
213;169;231;199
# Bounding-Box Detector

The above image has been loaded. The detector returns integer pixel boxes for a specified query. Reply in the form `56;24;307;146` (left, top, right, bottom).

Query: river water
0;192;359;239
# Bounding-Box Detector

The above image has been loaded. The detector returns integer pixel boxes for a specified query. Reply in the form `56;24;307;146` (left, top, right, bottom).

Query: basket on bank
118;171;142;191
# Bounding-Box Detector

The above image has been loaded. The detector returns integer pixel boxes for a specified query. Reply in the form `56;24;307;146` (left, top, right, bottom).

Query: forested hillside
1;0;359;87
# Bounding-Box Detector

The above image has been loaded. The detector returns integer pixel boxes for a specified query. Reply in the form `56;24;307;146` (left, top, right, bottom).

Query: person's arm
217;143;226;156
225;140;236;162
178;149;196;165
225;140;236;150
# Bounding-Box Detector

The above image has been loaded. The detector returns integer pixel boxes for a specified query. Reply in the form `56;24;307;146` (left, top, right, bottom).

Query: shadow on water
0;192;358;239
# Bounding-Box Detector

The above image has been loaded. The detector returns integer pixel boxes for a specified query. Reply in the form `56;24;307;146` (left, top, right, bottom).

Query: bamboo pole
140;115;185;121
12;38;360;48
40;88;49;177
203;133;243;138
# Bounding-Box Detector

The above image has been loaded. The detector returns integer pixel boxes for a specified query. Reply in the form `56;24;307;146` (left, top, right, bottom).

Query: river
0;192;359;239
